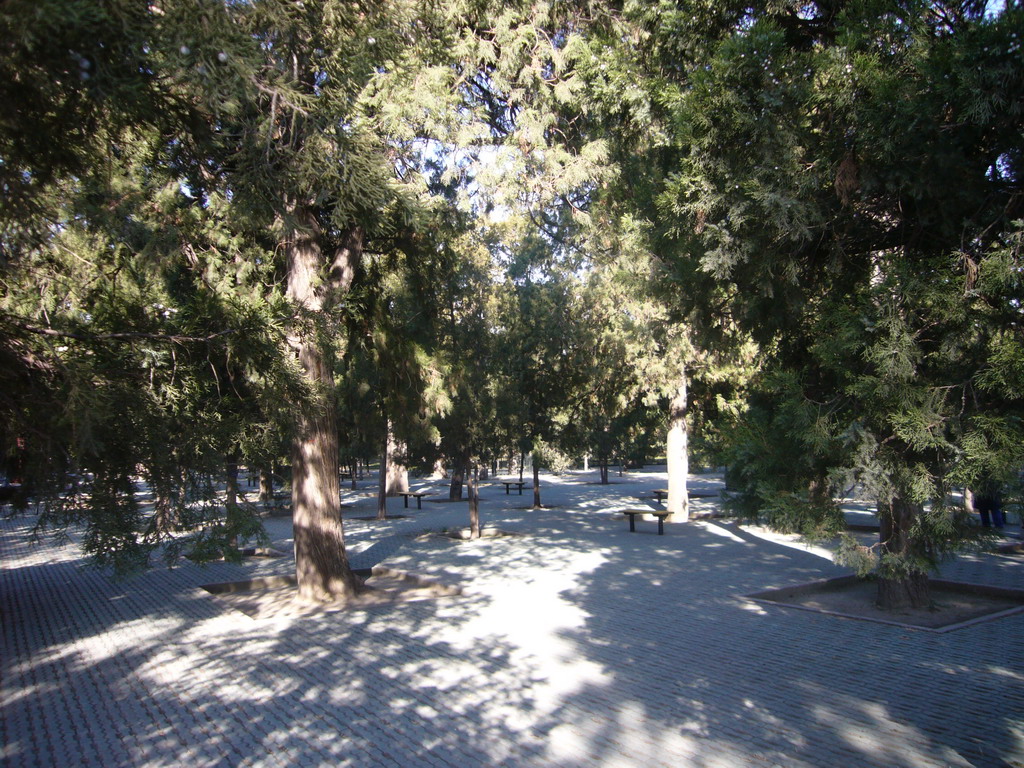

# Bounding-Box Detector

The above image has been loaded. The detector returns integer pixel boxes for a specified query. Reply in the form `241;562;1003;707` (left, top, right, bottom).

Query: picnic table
396;491;429;509
500;480;526;495
652;488;669;504
620;508;671;535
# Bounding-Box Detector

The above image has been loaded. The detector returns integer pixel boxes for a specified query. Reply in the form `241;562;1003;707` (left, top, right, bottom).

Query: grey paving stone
3;472;1023;767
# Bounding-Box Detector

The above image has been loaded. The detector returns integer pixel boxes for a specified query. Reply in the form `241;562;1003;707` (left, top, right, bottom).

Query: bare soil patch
201;566;461;620
417;527;523;541
188;547;285;562
749;576;1024;632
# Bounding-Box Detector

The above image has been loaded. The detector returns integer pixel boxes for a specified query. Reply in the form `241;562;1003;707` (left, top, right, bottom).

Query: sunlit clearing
695;520;747;543
445;549;609;723
739;600;768;615
739;525;836;561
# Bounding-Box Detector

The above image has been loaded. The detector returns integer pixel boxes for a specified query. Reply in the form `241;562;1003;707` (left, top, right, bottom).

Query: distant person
974;479;1005;530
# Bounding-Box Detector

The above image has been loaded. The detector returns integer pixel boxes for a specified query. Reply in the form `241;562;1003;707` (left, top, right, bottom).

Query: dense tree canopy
1;0;1021;609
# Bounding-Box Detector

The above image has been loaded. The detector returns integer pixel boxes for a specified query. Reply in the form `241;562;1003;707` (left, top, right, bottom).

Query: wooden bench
396;491;429;509
500;480;526;495
651;488;669;504
620;508;671;535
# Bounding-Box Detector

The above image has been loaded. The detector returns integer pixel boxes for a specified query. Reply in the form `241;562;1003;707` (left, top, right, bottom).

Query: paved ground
2;470;1023;767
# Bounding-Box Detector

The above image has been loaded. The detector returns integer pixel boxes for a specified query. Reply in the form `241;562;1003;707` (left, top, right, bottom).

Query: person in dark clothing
974;479;1005;529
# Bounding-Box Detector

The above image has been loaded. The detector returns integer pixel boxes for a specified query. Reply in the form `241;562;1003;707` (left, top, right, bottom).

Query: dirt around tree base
201;566;461;620
749;576;1024;632
418;527;524;541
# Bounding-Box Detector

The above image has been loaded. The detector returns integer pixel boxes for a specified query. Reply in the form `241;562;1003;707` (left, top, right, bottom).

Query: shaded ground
2;468;1023;767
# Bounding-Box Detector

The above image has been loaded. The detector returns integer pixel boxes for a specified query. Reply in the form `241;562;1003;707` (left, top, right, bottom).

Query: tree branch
8;320;236;345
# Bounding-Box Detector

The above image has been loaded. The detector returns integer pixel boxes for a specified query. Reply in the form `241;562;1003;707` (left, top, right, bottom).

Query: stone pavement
2;470;1023;767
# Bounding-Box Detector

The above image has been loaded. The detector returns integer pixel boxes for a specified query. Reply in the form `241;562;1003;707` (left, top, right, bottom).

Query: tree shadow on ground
514;518;1024;766
1;516;557;766
4;497;1023;767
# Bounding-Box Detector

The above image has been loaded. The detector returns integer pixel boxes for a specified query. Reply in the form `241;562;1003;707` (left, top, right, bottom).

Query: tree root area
201;567;461;619
748;576;1024;631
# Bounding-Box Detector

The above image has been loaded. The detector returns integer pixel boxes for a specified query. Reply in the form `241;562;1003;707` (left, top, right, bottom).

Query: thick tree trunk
259;466;273;503
286;210;362;602
876;496;931;610
449;452;468;500
154;491;177;533
599;459;609;485
666;375;689;522
384;422;409;496
532;454;541;509
583;454;589;472
468;462;481;539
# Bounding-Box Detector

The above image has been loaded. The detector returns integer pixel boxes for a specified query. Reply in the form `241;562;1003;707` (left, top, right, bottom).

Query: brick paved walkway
2;471;1023;767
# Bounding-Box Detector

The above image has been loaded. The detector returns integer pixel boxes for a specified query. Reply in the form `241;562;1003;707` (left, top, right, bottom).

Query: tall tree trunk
666;374;690;522
599;458;609;485
286;209;362;602
468;462;480;539
876;496;931;610
519;451;525;483
583;454;589;472
532;453;541;509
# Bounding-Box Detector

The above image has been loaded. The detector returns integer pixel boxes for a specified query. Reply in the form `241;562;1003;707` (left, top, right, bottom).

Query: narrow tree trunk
225;453;240;549
478;463;489;481
532;453;542;509
468;462;481;539
599;458;609;485
349;460;358;490
519;451;525;483
259;466;273;503
287;210;362;602
876;496;931;610
666;375;690;522
377;431;389;520
583;454;589;472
